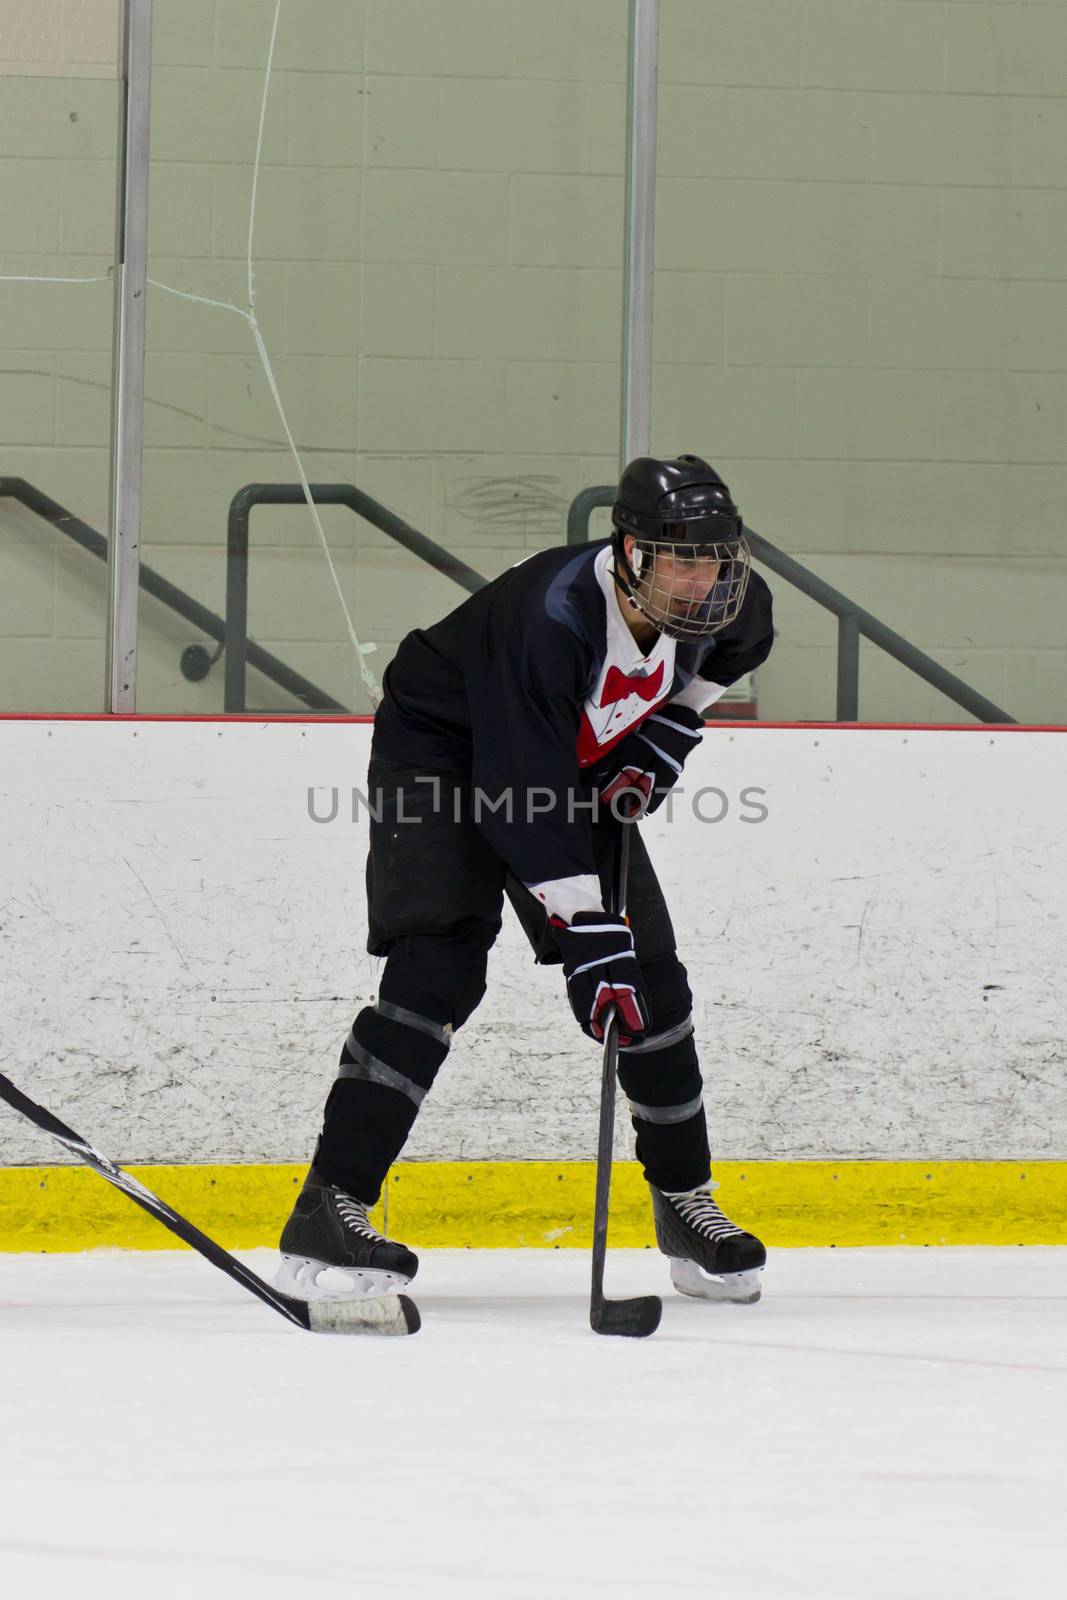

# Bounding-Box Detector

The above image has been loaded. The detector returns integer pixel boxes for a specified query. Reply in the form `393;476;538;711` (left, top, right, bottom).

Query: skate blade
669;1257;762;1304
274;1253;411;1303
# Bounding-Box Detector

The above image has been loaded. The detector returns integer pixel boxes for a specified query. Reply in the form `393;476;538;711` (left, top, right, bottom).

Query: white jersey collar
593;545;674;678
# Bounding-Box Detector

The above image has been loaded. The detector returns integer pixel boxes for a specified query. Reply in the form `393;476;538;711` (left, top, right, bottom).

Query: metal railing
567;486;1016;724
0;475;489;715
224;484;488;713
0;476;346;712
3;472;1016;725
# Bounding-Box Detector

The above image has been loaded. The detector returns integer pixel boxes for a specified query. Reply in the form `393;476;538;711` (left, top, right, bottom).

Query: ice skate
650;1180;765;1304
275;1166;418;1302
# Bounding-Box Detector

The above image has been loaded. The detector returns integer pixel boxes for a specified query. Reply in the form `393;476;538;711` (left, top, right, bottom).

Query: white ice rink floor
1;1247;1065;1600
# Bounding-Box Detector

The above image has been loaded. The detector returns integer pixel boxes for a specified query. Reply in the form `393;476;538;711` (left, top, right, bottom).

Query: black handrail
567;486;1016;725
225;484;488;713
0;476;345;712
5;471;1015;726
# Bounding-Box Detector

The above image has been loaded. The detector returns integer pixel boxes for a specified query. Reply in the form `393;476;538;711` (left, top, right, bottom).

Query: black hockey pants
315;753;711;1205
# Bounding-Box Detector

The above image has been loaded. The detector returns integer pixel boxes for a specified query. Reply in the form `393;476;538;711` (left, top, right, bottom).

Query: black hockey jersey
374;541;773;920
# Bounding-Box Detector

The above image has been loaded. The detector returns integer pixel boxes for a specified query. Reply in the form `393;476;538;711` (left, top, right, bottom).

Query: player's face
623;535;722;618
658;549;723;609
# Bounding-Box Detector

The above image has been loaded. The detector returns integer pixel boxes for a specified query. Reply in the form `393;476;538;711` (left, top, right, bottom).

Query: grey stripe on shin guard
338;1039;427;1107
627;1090;704;1125
374;999;453;1047
619;1014;694;1055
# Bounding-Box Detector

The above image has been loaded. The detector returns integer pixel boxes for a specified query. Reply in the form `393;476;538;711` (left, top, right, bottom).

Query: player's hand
598;703;704;817
554;911;650;1045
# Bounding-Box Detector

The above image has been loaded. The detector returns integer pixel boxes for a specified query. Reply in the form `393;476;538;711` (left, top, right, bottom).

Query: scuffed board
0;720;1064;1166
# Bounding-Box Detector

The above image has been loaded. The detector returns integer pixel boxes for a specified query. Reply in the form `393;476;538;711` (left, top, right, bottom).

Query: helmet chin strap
612;541;665;642
612;538;644;611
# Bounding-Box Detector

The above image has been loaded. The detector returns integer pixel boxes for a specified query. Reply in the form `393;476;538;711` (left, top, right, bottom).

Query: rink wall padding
1;718;1065;1219
2;1160;1066;1251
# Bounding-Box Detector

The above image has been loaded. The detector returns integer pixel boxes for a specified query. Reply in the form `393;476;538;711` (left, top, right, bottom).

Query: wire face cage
617;535;751;639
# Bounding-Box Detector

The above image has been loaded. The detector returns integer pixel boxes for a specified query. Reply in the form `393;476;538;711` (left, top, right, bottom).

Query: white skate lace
334;1193;385;1242
664;1181;744;1242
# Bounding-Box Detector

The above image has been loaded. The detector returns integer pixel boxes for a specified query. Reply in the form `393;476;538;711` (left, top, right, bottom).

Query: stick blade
590;1293;662;1339
305;1292;421;1337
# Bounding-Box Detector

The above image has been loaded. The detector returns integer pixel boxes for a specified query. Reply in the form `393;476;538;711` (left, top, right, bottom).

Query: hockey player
278;454;774;1306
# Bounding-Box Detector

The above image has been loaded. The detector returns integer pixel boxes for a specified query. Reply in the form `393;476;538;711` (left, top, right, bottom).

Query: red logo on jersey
599;662;664;708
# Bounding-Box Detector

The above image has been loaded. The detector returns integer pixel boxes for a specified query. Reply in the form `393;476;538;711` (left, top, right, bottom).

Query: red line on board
1;715;1064;734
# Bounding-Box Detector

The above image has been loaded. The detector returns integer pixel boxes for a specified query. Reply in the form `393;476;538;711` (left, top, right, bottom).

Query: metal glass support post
107;0;153;713
836;611;861;721
620;0;659;467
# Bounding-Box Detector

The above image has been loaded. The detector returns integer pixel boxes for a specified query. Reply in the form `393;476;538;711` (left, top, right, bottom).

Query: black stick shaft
589;819;633;1311
0;1071;310;1329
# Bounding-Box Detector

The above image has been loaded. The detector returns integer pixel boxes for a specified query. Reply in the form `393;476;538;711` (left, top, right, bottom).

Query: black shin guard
616;954;711;1193
316;922;494;1204
315;1019;443;1206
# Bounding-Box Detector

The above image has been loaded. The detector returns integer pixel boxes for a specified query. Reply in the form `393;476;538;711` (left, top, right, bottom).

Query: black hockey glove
555;911;650;1046
599;703;704;817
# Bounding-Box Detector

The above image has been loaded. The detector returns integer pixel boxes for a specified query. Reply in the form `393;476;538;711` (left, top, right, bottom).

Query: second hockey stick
0;1070;419;1337
589;811;663;1339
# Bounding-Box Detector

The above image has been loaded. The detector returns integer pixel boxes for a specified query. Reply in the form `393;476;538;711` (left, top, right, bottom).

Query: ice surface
1;1247;1065;1600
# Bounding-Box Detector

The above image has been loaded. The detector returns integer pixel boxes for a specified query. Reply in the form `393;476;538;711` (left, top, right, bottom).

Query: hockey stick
0;1071;419;1337
589;809;663;1338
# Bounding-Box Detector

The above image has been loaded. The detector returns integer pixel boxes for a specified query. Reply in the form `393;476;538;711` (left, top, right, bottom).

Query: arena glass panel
0;0;121;713
136;0;628;716
652;0;1067;725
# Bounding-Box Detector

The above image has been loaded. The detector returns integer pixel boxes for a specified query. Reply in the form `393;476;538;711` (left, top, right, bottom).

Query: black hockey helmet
611;454;750;639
